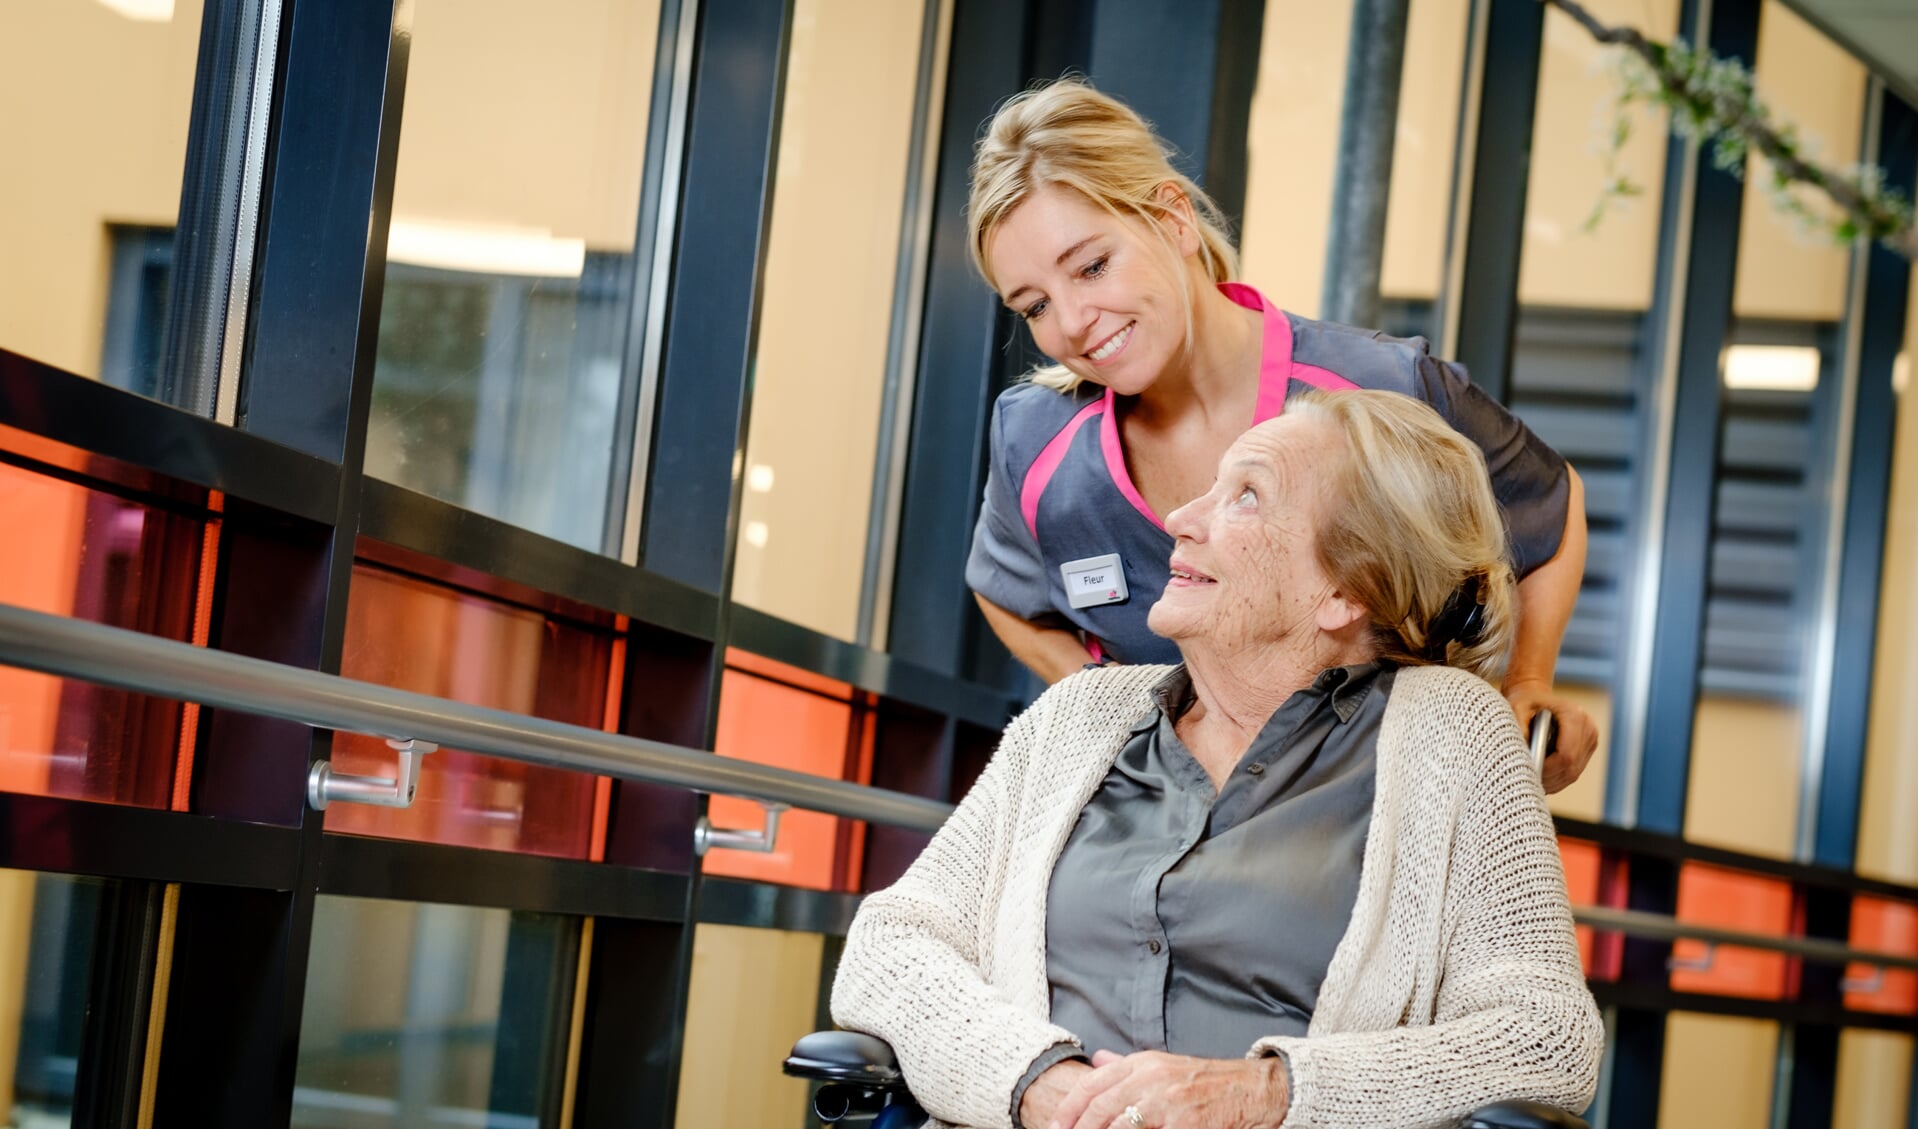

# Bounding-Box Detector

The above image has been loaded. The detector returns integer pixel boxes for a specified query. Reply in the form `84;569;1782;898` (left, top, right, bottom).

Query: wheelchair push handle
1528;708;1556;776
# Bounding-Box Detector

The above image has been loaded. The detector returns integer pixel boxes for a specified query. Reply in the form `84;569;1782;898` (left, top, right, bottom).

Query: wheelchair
782;1029;1589;1128
784;713;1589;1129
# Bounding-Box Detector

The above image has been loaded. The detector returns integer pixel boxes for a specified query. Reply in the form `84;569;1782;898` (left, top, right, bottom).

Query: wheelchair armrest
1459;1100;1590;1129
783;1030;906;1088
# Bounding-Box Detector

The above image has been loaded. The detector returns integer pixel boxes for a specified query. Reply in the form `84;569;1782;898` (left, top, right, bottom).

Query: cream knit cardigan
832;663;1603;1129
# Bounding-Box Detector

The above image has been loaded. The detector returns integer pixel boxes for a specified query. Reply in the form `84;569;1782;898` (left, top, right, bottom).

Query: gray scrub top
1042;662;1390;1062
965;282;1569;665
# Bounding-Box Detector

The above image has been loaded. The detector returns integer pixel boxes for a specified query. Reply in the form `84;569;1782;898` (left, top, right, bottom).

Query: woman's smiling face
985;183;1197;396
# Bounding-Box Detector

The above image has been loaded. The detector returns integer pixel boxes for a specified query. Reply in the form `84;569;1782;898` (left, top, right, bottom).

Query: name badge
1061;553;1129;610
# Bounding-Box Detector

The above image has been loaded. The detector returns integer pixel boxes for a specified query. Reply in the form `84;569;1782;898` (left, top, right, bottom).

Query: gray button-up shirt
1039;662;1389;1066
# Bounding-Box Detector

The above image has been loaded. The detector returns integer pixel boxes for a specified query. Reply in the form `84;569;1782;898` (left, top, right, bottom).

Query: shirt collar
1132;660;1385;731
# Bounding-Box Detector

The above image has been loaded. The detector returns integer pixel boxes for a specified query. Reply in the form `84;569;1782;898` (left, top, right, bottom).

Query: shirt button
1247;763;1265;775
1148;939;1163;954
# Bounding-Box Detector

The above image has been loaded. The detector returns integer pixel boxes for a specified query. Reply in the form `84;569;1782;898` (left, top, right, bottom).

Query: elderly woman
832;390;1603;1129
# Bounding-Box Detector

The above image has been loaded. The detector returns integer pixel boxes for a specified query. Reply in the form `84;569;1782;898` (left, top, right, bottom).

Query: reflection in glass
705;655;868;892
0;464;204;809
731;0;927;640
331;566;608;858
293;897;573;1129
0;5;195;385
1;871;113;1129
364;0;661;552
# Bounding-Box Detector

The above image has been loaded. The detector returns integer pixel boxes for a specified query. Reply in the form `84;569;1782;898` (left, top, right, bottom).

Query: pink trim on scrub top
1021;399;1106;540
1098;282;1338;529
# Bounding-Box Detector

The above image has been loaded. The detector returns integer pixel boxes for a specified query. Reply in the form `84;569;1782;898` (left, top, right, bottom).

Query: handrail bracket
308;738;438;812
696;800;789;856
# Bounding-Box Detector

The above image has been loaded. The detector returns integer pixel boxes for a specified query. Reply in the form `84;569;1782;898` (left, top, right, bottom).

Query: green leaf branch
1544;0;1917;259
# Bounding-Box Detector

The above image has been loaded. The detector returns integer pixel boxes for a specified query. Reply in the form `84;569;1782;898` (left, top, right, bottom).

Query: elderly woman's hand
1044;1049;1289;1129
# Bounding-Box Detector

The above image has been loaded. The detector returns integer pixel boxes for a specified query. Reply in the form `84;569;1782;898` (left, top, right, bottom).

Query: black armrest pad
784;1030;906;1087
1459;1100;1590;1129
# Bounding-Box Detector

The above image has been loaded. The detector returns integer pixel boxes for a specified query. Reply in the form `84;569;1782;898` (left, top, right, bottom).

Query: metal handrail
5;602;1918;981
0;603;949;834
1570;904;1918;975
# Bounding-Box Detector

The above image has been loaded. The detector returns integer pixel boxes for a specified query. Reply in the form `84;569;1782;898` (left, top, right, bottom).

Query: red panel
1845;897;1918;1015
703;666;865;891
328;566;609;858
0;463;202;808
1669;863;1794;999
1558;837;1602;974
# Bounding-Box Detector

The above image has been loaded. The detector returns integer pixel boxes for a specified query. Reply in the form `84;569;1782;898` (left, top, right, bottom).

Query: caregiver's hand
1047;1049;1289;1129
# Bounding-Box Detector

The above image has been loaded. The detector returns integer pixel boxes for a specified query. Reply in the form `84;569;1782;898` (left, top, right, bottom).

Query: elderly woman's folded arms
831;390;1604;1129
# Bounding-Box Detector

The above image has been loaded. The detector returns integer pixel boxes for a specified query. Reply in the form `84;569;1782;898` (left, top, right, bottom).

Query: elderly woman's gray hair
1285;389;1517;679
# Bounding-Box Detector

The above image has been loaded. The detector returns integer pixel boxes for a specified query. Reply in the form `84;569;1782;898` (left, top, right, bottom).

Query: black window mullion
1441;0;1546;404
1601;0;1763;1121
153;0;408;1124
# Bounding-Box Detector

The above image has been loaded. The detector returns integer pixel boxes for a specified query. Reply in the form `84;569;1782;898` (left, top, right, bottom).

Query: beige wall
0;0;656;388
1518;0;1680;310
1834;1030;1914;1129
393;0;656;251
731;0;926;642
1685;695;1803;858
1241;0;1464;314
1732;1;1867;323
1856;267;1918;884
0;871;34;1120
0;2;203;377
1659;1013;1779;1128
674;924;824;1126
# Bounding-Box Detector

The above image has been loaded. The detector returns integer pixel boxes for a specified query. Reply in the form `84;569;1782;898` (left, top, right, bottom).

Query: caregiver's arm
977;593;1097;684
1504;465;1598;794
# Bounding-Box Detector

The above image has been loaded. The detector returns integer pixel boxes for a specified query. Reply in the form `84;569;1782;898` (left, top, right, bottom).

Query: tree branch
1541;0;1918;259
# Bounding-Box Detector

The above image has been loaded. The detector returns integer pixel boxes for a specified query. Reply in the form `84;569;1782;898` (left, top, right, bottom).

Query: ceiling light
97;0;174;20
1722;345;1820;392
386;219;585;278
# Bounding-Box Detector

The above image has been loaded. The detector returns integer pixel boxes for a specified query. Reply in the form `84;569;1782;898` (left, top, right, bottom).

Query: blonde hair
968;79;1239;393
1286;390;1517;681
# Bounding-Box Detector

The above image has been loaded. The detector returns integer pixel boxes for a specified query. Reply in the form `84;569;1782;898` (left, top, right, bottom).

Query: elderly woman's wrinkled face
1148;414;1351;650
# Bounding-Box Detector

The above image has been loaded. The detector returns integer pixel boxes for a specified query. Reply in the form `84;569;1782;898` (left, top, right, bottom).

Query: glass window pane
730;0;927;641
332;566;610;858
673;924;824;1128
704;653;869;891
365;0;662;551
1731;2;1868;322
0;870;116;1129
1;2;265;413
1685;7;1865;857
1519;0;1681;311
1;5;198;384
1506;0;1680;825
0;464;206;809
1658;1013;1779;1128
1378;0;1469;310
1857;266;1918;884
1834;1030;1913;1128
1242;0;1466;326
294;897;574;1129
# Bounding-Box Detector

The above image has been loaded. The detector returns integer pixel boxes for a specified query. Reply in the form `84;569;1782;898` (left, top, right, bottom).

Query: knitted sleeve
1252;690;1604;1127
830;702;1083;1129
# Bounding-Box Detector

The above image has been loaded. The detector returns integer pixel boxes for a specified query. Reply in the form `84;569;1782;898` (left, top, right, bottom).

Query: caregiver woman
964;79;1596;791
